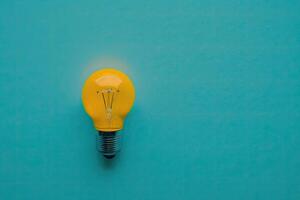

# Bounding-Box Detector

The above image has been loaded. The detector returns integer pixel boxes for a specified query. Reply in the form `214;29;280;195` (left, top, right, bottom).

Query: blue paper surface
0;1;300;199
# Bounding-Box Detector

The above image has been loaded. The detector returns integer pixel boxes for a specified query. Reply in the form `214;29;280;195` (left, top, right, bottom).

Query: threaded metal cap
97;131;121;159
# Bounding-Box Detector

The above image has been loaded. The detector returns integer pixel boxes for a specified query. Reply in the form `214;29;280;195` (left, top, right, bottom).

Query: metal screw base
98;131;121;159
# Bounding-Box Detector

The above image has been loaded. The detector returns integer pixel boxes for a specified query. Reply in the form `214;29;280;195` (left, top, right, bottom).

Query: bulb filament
98;88;118;120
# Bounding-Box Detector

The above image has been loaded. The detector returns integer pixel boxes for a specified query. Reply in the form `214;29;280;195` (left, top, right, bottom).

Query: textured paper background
0;1;299;199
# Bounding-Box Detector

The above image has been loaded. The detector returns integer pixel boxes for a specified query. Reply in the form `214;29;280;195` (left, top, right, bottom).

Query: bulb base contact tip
98;131;121;159
104;155;115;159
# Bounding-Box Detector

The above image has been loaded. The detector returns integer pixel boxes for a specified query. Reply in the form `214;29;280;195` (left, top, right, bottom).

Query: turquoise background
0;0;300;199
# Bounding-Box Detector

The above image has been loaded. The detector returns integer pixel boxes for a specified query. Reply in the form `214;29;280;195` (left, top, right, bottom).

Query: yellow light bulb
82;68;135;159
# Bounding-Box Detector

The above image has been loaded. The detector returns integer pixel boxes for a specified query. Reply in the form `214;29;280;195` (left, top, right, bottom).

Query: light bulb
82;68;135;159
